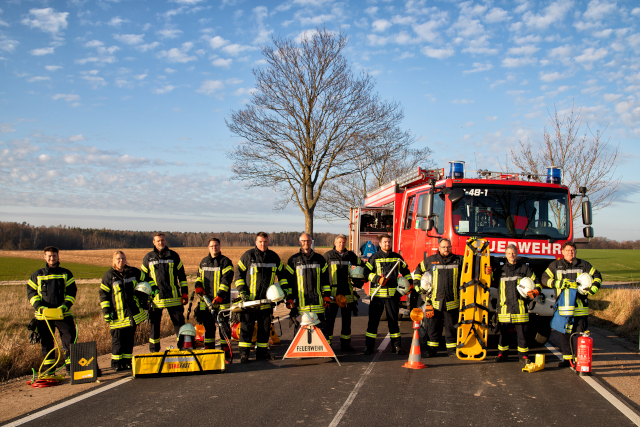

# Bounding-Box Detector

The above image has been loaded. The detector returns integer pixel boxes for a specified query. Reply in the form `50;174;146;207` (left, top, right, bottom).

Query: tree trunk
304;208;314;237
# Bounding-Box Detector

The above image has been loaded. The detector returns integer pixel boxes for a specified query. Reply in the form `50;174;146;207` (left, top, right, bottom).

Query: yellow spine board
457;238;491;361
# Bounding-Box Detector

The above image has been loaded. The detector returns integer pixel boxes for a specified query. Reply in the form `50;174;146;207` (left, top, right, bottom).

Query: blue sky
0;0;639;240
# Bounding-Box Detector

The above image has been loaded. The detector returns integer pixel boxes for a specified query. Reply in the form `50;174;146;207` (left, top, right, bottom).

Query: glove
104;313;113;323
285;299;295;309
181;294;189;305
378;277;388;286
239;292;248;302
485;265;493;275
194;286;204;295
561;279;575;289
424;305;435;318
527;289;540;299
213;296;224;304
58;304;68;313
323;296;332;308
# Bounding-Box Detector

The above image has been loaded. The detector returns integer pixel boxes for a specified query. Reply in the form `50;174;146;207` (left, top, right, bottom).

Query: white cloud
226;78;243;85
170;0;205;4
68;135;86;142
463;61;493;74
365;7;378;16
549;44;572;58
81;75;107;88
485;7;509;23
413;15;448;43
372;19;392;32
45;65;62;71
212;58;232;68
157;29;183;39
513;35;542;44
107;17;128;27
84;40;104;49
522;0;573;29
486;116;498;121
157;42;197;63
603;93;622;102
134;74;147;80
165;68;177;73
421;46;454;59
539;71;570;82
234;87;257;96
196;80;224;96
0;38;18;53
154;85;175;94
583;0;617;21
27;76;51;82
30;47;55;56
52;94;80;102
574;47;608;69
452;99;474;104
208;36;229;49
502;57;537;67
137;42;160;52
506;45;540;56
632;8;640;16
1;123;16;133
114;34;145;45
21;8;68;38
221;43;256;56
392;15;415;25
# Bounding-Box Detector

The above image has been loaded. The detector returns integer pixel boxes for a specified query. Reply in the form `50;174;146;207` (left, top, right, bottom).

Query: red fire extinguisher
574;331;593;376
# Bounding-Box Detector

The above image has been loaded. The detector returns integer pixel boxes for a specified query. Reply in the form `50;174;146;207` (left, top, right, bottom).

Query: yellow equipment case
132;348;225;378
456;238;491;360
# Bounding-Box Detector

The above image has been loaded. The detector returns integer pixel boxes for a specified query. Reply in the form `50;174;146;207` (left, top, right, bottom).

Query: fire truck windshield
450;185;569;239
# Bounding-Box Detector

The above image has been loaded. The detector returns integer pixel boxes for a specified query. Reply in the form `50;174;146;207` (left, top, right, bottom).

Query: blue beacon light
546;167;562;184
448;161;465;179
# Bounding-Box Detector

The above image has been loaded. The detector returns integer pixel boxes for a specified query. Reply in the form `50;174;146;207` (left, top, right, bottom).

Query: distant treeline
577;237;640;250
0;222;340;250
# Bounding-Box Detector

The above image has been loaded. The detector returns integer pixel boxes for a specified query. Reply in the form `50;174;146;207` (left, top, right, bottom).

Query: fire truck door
399;195;418;268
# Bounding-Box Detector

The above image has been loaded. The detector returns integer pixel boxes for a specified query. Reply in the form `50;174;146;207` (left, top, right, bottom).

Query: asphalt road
6;296;639;427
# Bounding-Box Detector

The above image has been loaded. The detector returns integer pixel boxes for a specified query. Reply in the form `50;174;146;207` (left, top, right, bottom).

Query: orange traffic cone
402;322;427;369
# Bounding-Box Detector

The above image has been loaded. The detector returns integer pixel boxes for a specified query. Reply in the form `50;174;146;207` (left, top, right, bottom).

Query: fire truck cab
349;162;594;344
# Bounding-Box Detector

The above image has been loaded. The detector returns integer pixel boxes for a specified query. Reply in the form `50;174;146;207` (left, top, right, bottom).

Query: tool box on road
132;348;225;377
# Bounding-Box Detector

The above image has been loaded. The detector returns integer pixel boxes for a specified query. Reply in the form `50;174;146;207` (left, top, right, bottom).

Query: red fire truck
349;161;594;344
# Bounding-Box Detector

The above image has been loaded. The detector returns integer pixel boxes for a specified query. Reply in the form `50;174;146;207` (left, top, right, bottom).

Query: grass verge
589;288;640;344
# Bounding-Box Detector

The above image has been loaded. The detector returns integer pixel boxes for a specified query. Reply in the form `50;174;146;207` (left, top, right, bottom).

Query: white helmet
396;276;411;296
517;277;535;298
300;311;320;326
420;271;433;295
134;281;153;295
178;323;196;337
266;282;285;303
350;265;365;279
576;273;593;295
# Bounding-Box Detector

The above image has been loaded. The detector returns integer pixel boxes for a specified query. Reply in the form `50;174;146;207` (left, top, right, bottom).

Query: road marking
5;377;132;427
328;334;390;427
545;343;640;426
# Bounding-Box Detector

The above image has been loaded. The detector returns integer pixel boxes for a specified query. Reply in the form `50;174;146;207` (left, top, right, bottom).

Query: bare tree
510;103;620;224
316;134;434;221
226;28;410;235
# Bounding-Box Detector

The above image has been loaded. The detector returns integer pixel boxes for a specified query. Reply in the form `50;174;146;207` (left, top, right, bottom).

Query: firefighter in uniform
27;246;77;373
194;237;234;355
412;238;461;357
542;241;602;368
141;233;188;352
100;251;151;371
235;232;288;363
284;233;330;331
363;234;411;355
492;244;540;364
323;234;362;351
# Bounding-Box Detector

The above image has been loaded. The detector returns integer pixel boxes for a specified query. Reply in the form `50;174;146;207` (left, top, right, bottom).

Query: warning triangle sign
279;325;340;366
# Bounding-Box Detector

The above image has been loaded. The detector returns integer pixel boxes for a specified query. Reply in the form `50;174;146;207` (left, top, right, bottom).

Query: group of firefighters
27;231;601;373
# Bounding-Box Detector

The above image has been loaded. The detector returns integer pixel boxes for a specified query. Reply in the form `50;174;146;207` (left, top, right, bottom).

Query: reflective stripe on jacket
285;251;330;313
492;261;539;323
141;247;188;308
195;254;234;310
541;258;602;317
235;248;287;310
28;264;76;320
363;251;410;298
413;253;461;311
99;266;148;329
323;249;362;303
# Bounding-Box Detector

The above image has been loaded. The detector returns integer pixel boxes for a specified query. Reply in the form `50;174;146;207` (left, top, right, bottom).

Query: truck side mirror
420;189;434;219
448;188;465;204
582;200;592;225
420;218;434;232
583;226;594;239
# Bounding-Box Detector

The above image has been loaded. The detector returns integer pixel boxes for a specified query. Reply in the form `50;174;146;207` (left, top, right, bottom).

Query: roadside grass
0;257;107;281
0;283;180;382
580;249;640;283
589;288;640;344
